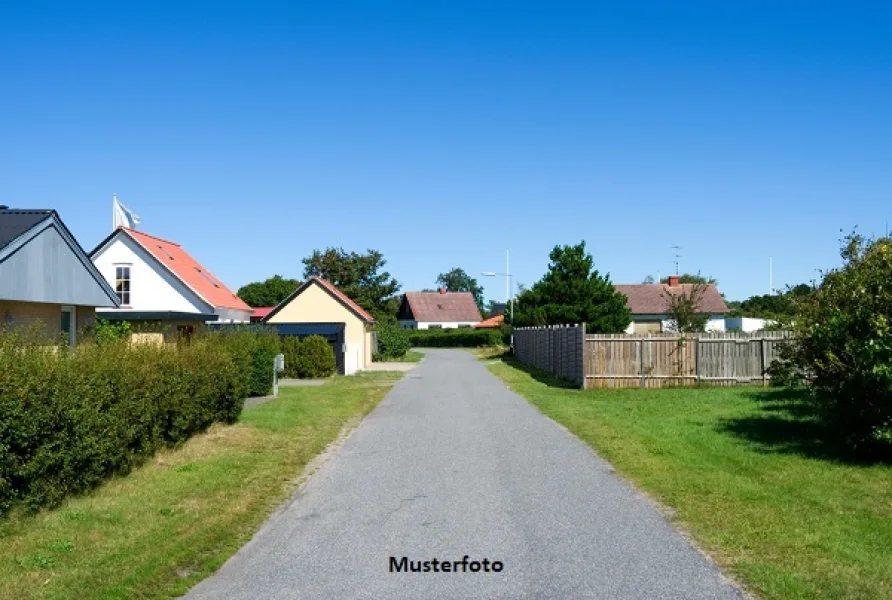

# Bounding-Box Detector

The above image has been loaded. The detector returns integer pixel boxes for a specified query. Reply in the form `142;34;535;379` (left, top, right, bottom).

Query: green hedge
0;330;244;515
280;335;336;379
375;323;410;359
408;327;507;348
208;326;280;397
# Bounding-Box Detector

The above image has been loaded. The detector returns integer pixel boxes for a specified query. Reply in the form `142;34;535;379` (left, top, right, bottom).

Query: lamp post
482;250;514;347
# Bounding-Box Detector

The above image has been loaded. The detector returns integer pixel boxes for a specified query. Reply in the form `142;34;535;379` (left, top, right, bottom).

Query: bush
408;327;506;348
782;233;892;448
280;335;303;378
375;323;410;359
296;335;336;378
209;326;280;397
0;328;243;515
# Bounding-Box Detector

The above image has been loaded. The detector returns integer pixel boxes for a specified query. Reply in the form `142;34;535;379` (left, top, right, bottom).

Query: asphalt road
184;350;745;600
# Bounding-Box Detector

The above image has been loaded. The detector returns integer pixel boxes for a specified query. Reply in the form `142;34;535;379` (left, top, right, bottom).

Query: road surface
185;349;744;599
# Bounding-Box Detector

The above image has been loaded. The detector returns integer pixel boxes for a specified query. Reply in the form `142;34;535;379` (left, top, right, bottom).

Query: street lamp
482;249;514;347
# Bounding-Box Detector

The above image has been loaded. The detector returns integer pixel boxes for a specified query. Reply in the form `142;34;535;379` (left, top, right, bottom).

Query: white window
115;265;131;305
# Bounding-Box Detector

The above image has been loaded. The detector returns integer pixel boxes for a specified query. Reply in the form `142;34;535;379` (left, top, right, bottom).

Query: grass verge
376;350;425;363
0;372;402;600
488;358;892;600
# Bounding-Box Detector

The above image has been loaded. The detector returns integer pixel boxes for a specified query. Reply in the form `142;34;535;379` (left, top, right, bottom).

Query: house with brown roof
264;277;376;375
397;289;482;330
614;275;729;334
90;227;253;335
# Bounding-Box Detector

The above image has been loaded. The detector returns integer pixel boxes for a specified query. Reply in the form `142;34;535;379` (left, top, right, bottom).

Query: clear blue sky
2;1;890;303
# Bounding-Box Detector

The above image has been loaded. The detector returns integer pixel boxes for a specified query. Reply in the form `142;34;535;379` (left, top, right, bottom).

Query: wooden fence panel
513;325;585;388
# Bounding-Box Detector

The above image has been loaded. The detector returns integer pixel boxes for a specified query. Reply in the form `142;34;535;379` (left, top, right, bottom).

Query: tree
436;268;484;310
664;282;710;333
778;231;892;449
513;241;631;333
237;275;300;307
302;248;401;318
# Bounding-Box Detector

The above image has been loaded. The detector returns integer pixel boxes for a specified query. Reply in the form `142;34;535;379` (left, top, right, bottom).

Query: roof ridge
122;227;181;247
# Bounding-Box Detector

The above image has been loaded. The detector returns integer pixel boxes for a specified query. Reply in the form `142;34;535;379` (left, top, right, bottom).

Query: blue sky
2;2;890;302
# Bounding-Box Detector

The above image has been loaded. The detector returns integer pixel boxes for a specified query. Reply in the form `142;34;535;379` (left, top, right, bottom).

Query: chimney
668;275;680;287
438;287;447;294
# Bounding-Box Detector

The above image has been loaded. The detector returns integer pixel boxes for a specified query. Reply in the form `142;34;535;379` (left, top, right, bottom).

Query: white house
90;227;252;333
397;289;482;329
614;276;729;334
724;317;776;332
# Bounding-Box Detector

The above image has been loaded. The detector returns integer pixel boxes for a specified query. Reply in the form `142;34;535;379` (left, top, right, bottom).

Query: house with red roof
614;275;729;334
397;289;482;330
264;277;376;375
90;227;252;334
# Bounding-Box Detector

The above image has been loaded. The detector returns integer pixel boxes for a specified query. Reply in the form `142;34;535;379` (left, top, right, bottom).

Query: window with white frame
115;265;131;305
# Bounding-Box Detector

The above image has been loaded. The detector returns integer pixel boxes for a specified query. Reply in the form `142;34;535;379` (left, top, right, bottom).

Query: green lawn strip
0;372;402;600
375;350;425;363
487;360;892;600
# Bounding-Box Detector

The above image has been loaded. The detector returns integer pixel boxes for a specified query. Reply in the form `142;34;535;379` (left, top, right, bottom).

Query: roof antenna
670;246;682;275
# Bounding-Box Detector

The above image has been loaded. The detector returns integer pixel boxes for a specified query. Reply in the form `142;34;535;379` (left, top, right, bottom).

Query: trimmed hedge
280;335;337;379
375;323;410;359
408;327;507;348
0;330;244;515
208;326;280;397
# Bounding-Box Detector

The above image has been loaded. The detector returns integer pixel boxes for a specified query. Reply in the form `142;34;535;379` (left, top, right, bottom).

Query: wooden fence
513;327;791;389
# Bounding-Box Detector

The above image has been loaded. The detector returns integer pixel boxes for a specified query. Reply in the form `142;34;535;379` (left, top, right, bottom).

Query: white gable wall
92;234;212;314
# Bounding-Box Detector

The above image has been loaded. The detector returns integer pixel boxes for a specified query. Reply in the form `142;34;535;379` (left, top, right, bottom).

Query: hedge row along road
185;350;743;599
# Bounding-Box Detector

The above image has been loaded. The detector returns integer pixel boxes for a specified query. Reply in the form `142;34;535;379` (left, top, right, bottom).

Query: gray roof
0;209;53;251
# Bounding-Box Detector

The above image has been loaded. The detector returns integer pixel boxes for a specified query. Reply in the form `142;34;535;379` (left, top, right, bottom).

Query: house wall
267;283;369;374
92;234;212;315
400;320;479;330
627;314;727;334
725;317;774;332
214;306;253;324
0;300;95;341
0;224;118;307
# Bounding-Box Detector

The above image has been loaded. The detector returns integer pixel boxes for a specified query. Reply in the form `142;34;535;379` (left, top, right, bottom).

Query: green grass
0;372;402;600
376;350;425;363
488;359;892;600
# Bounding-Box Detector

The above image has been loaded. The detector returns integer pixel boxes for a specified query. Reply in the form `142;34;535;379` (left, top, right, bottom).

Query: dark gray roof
0;209;53;251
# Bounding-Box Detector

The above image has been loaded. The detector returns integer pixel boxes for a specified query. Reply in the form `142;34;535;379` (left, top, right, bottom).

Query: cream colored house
264;277;375;375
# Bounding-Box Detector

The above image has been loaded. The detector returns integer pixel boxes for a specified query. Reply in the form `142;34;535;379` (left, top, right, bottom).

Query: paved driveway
185;350;744;599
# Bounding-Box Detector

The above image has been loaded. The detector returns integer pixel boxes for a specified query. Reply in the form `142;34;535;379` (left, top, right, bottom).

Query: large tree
237;275;300;307
436;268;485;310
513;241;631;333
302;247;401;318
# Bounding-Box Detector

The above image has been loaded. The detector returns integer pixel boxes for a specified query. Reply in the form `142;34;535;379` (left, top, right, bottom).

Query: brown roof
614;283;729;315
403;291;482;323
474;314;505;328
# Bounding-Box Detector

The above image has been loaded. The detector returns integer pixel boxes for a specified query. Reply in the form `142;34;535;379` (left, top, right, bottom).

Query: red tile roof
310;277;375;323
474;314;505;328
251;306;275;320
614;283;729;315
121;228;251;312
403;291;482;323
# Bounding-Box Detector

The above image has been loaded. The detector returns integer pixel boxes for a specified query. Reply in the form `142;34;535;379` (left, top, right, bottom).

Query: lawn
387;350;426;363
488;359;892;600
0;372;402;600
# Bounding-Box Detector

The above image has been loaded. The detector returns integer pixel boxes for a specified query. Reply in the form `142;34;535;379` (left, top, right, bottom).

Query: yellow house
264;277;376;375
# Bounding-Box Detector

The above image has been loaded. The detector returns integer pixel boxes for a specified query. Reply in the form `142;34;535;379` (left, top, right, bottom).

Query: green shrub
0;328;243;515
281;336;303;378
408;328;505;348
782;233;892;448
93;319;131;345
375;323;410;359
296;335;336;378
208;326;280;397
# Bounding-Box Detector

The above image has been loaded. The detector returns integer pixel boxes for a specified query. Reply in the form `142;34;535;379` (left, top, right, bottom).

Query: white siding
92;235;212;315
413;321;479;330
725;317;775;332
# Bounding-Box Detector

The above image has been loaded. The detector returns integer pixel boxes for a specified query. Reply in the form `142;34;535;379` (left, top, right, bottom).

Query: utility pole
769;256;773;295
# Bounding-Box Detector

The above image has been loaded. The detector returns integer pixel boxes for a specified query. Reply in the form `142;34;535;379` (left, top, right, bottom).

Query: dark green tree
513;241;631;333
436;268;485;310
302;247;401;318
237;275;300;307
